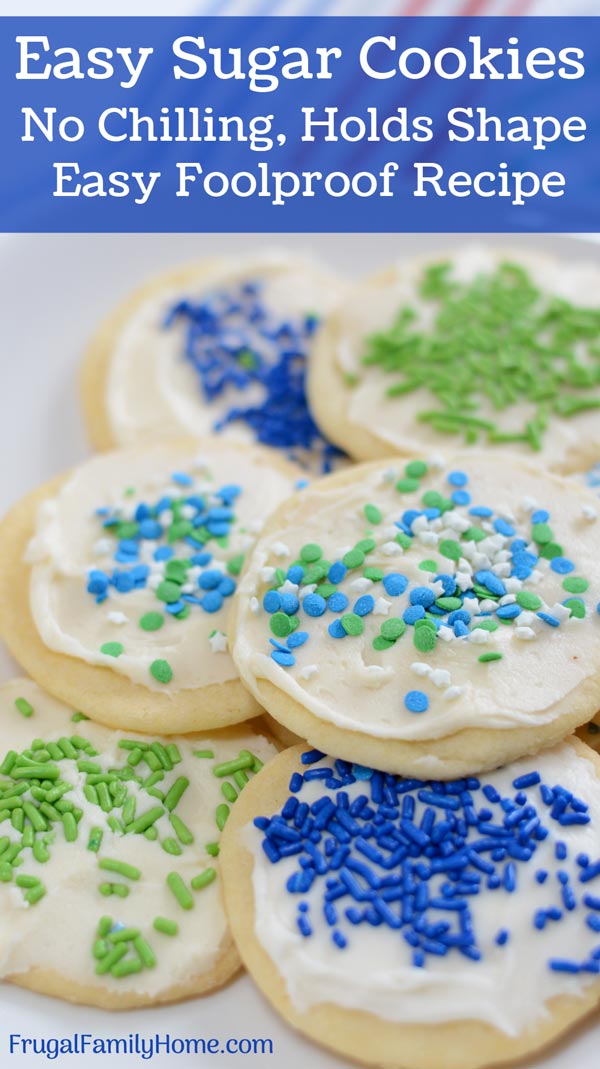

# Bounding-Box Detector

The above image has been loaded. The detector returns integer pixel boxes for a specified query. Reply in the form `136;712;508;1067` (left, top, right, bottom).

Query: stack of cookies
2;243;600;1069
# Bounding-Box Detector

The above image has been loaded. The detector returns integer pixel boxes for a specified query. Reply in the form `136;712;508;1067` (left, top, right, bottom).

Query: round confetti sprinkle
396;478;419;494
448;470;468;487
419;560;438;573
139;612;164;632
410;586;435;608
100;642;123;658
532;522;553;545
381;618;406;641
300;543;323;563
439;540;462;561
270;612;293;638
150;659;173;684
406;460;428;478
564;598;586;618
516;591;542;611
364;504;382;525
263;591;281;614
413;628;436;652
404;690;429;713
354;595;375;617
550;557;575;575
303;594;327;617
373;635;395;651
383;573;408;597
328;592;349;613
364;567;384;581
288;631;309;648
341;613;364;636
272;650;295;666
563;577;589;593
156;580;183;604
342;549;365;569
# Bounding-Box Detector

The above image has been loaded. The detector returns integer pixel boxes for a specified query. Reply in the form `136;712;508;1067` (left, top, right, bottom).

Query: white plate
1;231;600;1069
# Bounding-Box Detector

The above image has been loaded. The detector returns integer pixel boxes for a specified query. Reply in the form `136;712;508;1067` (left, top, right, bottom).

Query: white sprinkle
521;496;538;512
279;579;299;595
349;577;373;593
515;626;537;641
93;538;113;556
193;454;211;471
519;611;537;627
427;454;446;471
180;504;196;520
381;541;402;557
209;631;228;653
261;566;277;583
455;572;474;593
181;583;195;594
528;569;544;586
498;593;516;606
250;597;260;616
444;686;464;701
147;574;162;591
551;602;572;623
418;531;439;547
382;525;401;541
271;541;291;558
469;628;491;644
431;669;452;689
478;599;498;614
248;518;264;535
373;597;392;616
411;662;431;677
504;578;522;594
438;625;454;642
300;664;319;680
444;513;471;534
107;611;128;625
582;504;597;521
428;579;445;597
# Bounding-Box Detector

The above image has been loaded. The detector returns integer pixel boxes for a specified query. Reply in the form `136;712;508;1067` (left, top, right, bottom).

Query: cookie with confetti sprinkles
230;453;600;777
81;251;347;473
309;244;600;472
0;440;299;734
0;678;275;1009
221;741;600;1069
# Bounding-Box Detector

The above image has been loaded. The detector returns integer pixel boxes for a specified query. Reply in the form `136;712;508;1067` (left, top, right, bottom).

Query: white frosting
27;443;296;693
329;245;600;471
249;744;600;1035
0;679;275;997
106;252;347;466
233;453;600;740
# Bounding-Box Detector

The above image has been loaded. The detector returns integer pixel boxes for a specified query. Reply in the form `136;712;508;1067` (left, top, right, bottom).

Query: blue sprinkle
448;471;468;487
537;612;561;628
328;592;349;613
328;562;347;584
550;557;575;575
328;619;346;639
469;506;493;518
382;573;408;597
303;594;327;617
87;570;109;595
354;595;375;617
474;570;506;597
496;603;521;620
494;518;515;537
218;576;236;597
451;490;471;506
280;593;300;615
512;772;541;789
403;605;426;625
531;510;549;524
405;690;429;714
287;565;304;584
154;546;174;561
495;929;509;946
287;631;309;649
555;842;568;861
199;570;224;591
171;471;193;486
410;586;436;608
201;590;223;613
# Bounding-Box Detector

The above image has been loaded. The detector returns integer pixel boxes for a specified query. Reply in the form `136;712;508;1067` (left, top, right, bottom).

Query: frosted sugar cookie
82;252;347;472
221;741;600;1069
0;440;299;734
0;678;275;1009
308;245;600;472
230;453;600;777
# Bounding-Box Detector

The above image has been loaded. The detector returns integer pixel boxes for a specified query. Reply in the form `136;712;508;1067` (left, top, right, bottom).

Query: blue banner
0;16;598;231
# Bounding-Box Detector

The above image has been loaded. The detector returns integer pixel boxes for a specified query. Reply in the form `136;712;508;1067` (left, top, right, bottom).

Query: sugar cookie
0;440;298;734
230;453;600;777
82;252;347;472
221;740;600;1069
308;245;600;472
0;678;275;1009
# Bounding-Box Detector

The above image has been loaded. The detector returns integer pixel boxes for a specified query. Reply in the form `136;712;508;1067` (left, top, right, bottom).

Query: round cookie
308;244;600;472
0;677;275;1009
221;741;600;1069
82;252;348;473
230;452;600;778
0;439;299;734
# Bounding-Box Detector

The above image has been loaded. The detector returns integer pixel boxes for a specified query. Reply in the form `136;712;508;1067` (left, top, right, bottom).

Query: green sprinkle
233;770;249;789
205;842;220;857
163;777;189;812
418;560;438;573
474;619;499;632
193;750;214;760
478;652;503;663
364;504;382;525
342;549;365;569
150;660;173;684
95;943;128;976
133;935;157;969
221;782;237;803
355;538;376;554
112;958;143;978
98;858;141;881
414;628;436;652
93;938;109;960
435;596;462;611
341;613;364;636
213;754;254;778
364;567;384;581
153;916;179;936
380;618;406;641
62;812;78;842
539;542;563;560
24;884;46;906
216;804;230;831
16;874;40;888
227;554;245;576
11;764;60;781
191;868;217;891
270;612;292;638
0;862;12;882
100;642;123;658
14;698;34;718
161;837;182;856
169;813;194;845
532;522;553;544
406;460;428;478
99;882;130;898
144;827;158;841
464;526;486;543
127;806;164;835
563;577;589;593
156;580;183;604
439;540;462;561
516;591;542;610
564;598;586;618
166;871;194;910
33;839;49;863
300;543;322;563
396;477;419;494
71;712;89;722
98;915;113;937
166;744;182;765
139;612;164;632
